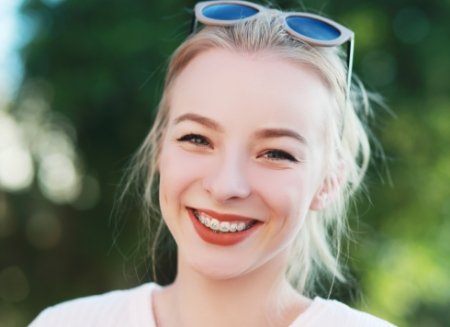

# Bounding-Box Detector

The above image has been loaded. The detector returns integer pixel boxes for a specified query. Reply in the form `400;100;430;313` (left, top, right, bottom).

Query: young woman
31;1;395;326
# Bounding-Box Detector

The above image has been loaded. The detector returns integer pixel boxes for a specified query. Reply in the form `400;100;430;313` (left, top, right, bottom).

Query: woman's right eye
176;134;211;147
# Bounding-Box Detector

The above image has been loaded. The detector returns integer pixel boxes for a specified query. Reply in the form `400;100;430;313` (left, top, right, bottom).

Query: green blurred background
0;0;449;326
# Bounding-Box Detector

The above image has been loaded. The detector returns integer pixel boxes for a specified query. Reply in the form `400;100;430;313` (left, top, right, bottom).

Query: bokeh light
0;79;94;206
0;111;34;192
38;153;82;204
0;266;29;303
0;146;33;192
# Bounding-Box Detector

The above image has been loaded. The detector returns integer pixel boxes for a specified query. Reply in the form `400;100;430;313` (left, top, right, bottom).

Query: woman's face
158;48;331;279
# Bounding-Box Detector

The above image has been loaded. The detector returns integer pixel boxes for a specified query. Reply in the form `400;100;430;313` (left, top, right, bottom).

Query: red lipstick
188;208;260;246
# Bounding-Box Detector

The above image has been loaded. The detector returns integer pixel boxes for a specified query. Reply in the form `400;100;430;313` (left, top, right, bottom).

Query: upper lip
190;207;259;223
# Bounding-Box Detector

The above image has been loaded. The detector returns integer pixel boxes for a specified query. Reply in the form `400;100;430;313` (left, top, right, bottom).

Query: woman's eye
177;134;211;147
261;150;298;162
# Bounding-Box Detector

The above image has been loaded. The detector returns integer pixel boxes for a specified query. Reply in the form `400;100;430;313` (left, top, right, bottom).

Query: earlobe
310;162;346;211
310;189;329;211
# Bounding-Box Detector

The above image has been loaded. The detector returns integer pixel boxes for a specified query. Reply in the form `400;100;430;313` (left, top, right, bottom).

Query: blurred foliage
0;0;449;326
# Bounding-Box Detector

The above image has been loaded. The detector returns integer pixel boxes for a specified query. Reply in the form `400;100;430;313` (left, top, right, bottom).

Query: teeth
210;219;220;231
199;215;206;224
195;211;253;233
237;222;246;231
219;222;230;232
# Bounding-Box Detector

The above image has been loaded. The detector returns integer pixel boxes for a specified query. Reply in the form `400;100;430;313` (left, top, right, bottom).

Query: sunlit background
0;0;449;326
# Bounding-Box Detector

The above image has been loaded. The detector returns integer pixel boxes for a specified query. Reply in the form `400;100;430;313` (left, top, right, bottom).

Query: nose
202;151;251;203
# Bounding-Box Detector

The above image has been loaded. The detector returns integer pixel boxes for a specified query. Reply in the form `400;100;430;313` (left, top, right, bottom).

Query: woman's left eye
261;150;298;162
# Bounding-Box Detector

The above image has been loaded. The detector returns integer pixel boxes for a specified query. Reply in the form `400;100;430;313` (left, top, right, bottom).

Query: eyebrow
173;113;224;132
254;128;308;146
173;113;307;145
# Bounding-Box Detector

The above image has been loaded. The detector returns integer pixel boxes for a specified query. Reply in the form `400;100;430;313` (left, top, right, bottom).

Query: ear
310;179;334;211
310;162;346;211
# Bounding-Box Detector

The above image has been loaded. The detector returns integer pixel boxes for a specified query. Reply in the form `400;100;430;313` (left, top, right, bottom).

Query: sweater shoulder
29;283;158;327
311;298;396;327
291;297;396;327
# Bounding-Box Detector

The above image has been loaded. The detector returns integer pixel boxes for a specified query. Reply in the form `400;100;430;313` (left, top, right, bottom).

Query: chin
196;265;240;280
183;249;254;281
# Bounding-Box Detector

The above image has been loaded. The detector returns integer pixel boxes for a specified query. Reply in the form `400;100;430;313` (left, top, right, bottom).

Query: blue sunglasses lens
286;16;341;41
202;3;259;20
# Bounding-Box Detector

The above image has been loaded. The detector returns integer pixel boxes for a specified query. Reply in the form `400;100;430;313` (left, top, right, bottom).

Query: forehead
168;48;331;141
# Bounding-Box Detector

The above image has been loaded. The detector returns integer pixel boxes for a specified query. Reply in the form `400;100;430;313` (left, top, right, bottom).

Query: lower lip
188;209;260;246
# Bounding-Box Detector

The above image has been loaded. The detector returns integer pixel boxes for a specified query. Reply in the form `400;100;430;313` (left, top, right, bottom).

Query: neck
153;252;309;327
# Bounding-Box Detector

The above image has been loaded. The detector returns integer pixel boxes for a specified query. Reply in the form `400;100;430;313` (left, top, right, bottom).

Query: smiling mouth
192;209;257;233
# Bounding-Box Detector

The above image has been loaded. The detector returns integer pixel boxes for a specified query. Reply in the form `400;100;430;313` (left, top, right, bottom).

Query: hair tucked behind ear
120;10;379;294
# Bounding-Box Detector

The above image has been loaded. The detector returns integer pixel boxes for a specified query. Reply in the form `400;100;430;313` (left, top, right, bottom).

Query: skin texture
154;48;332;327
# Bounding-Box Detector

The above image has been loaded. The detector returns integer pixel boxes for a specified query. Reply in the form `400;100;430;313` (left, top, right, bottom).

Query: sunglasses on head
192;0;355;99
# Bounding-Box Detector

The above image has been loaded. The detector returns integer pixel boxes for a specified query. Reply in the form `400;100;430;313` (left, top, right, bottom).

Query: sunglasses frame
192;0;355;99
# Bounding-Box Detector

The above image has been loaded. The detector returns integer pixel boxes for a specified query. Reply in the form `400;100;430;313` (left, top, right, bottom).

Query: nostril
201;152;251;201
202;171;251;202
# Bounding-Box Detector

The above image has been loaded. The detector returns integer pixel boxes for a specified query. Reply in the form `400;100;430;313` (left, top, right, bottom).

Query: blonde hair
122;10;374;294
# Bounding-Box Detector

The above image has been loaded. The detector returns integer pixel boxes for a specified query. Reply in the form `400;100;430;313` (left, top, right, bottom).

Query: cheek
159;147;186;203
158;144;209;209
251;167;317;224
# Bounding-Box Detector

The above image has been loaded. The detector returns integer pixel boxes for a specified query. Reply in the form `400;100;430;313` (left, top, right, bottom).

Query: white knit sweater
29;283;395;326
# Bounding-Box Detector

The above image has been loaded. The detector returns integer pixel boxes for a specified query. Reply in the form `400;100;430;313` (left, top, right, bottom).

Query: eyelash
261;149;299;163
177;133;211;147
177;134;298;163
